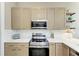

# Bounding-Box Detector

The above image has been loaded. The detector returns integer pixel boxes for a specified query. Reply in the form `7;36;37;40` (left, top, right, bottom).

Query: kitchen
1;2;79;56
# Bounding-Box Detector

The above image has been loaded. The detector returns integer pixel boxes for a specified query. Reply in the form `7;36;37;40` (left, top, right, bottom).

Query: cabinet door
11;7;31;30
54;8;65;30
56;43;63;56
63;44;69;56
23;8;31;29
15;44;29;56
4;43;29;56
11;7;23;29
47;8;54;30
16;47;28;56
31;8;47;20
4;43;18;56
49;43;55;56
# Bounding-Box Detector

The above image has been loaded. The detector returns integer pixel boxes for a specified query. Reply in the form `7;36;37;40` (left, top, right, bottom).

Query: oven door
29;48;49;56
31;21;47;29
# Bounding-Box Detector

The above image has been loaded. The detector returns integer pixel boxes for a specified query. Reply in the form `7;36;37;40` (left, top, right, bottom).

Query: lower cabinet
49;43;56;56
4;42;29;56
49;43;63;56
49;43;69;56
63;43;69;56
55;43;63;56
69;48;79;56
4;42;70;56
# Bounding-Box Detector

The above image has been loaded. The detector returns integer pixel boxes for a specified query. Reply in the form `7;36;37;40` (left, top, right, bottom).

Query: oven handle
29;46;49;48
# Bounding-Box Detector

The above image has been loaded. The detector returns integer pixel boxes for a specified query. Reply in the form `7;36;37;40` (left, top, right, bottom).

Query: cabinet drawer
5;43;29;46
4;46;17;56
15;47;28;56
4;42;29;56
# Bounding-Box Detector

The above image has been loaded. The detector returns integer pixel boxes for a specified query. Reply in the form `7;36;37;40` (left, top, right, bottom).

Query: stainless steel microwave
31;20;47;29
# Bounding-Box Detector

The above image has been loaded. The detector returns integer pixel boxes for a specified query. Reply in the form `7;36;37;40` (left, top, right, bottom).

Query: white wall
0;3;1;55
66;3;79;29
66;3;79;38
1;2;5;56
5;2;17;29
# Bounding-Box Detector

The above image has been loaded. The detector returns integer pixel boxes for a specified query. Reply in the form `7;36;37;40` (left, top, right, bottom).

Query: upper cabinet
11;7;22;29
11;7;31;30
31;8;47;20
54;8;65;30
47;8;54;30
22;8;31;29
11;7;66;30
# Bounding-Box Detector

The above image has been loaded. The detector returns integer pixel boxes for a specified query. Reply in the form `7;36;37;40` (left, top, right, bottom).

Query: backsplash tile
5;30;51;40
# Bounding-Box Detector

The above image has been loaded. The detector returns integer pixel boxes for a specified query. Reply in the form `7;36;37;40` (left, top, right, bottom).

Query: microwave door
31;22;39;27
31;21;47;29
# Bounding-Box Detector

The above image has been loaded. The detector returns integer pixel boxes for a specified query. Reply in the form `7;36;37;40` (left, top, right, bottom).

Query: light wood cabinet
11;7;22;29
11;7;31;30
69;48;78;56
4;42;29;56
31;8;47;20
47;8;54;30
63;43;69;56
49;43;55;56
54;8;65;30
23;8;31;29
55;43;63;56
11;7;65;30
49;43;70;56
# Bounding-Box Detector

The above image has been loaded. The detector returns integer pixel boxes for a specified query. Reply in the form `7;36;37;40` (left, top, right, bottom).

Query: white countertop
4;38;30;43
48;38;62;43
63;38;79;53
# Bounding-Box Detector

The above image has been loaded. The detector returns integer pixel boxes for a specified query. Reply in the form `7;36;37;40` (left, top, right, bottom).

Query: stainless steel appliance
31;20;47;29
29;33;49;56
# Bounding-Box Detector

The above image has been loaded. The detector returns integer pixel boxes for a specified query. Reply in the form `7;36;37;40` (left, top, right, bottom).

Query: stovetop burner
31;33;48;42
29;33;49;47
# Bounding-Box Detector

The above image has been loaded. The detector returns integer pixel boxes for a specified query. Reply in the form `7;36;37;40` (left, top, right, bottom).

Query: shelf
66;13;76;16
66;20;76;23
70;28;76;29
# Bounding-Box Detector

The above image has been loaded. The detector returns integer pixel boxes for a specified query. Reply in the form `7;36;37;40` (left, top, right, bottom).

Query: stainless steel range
29;33;49;56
